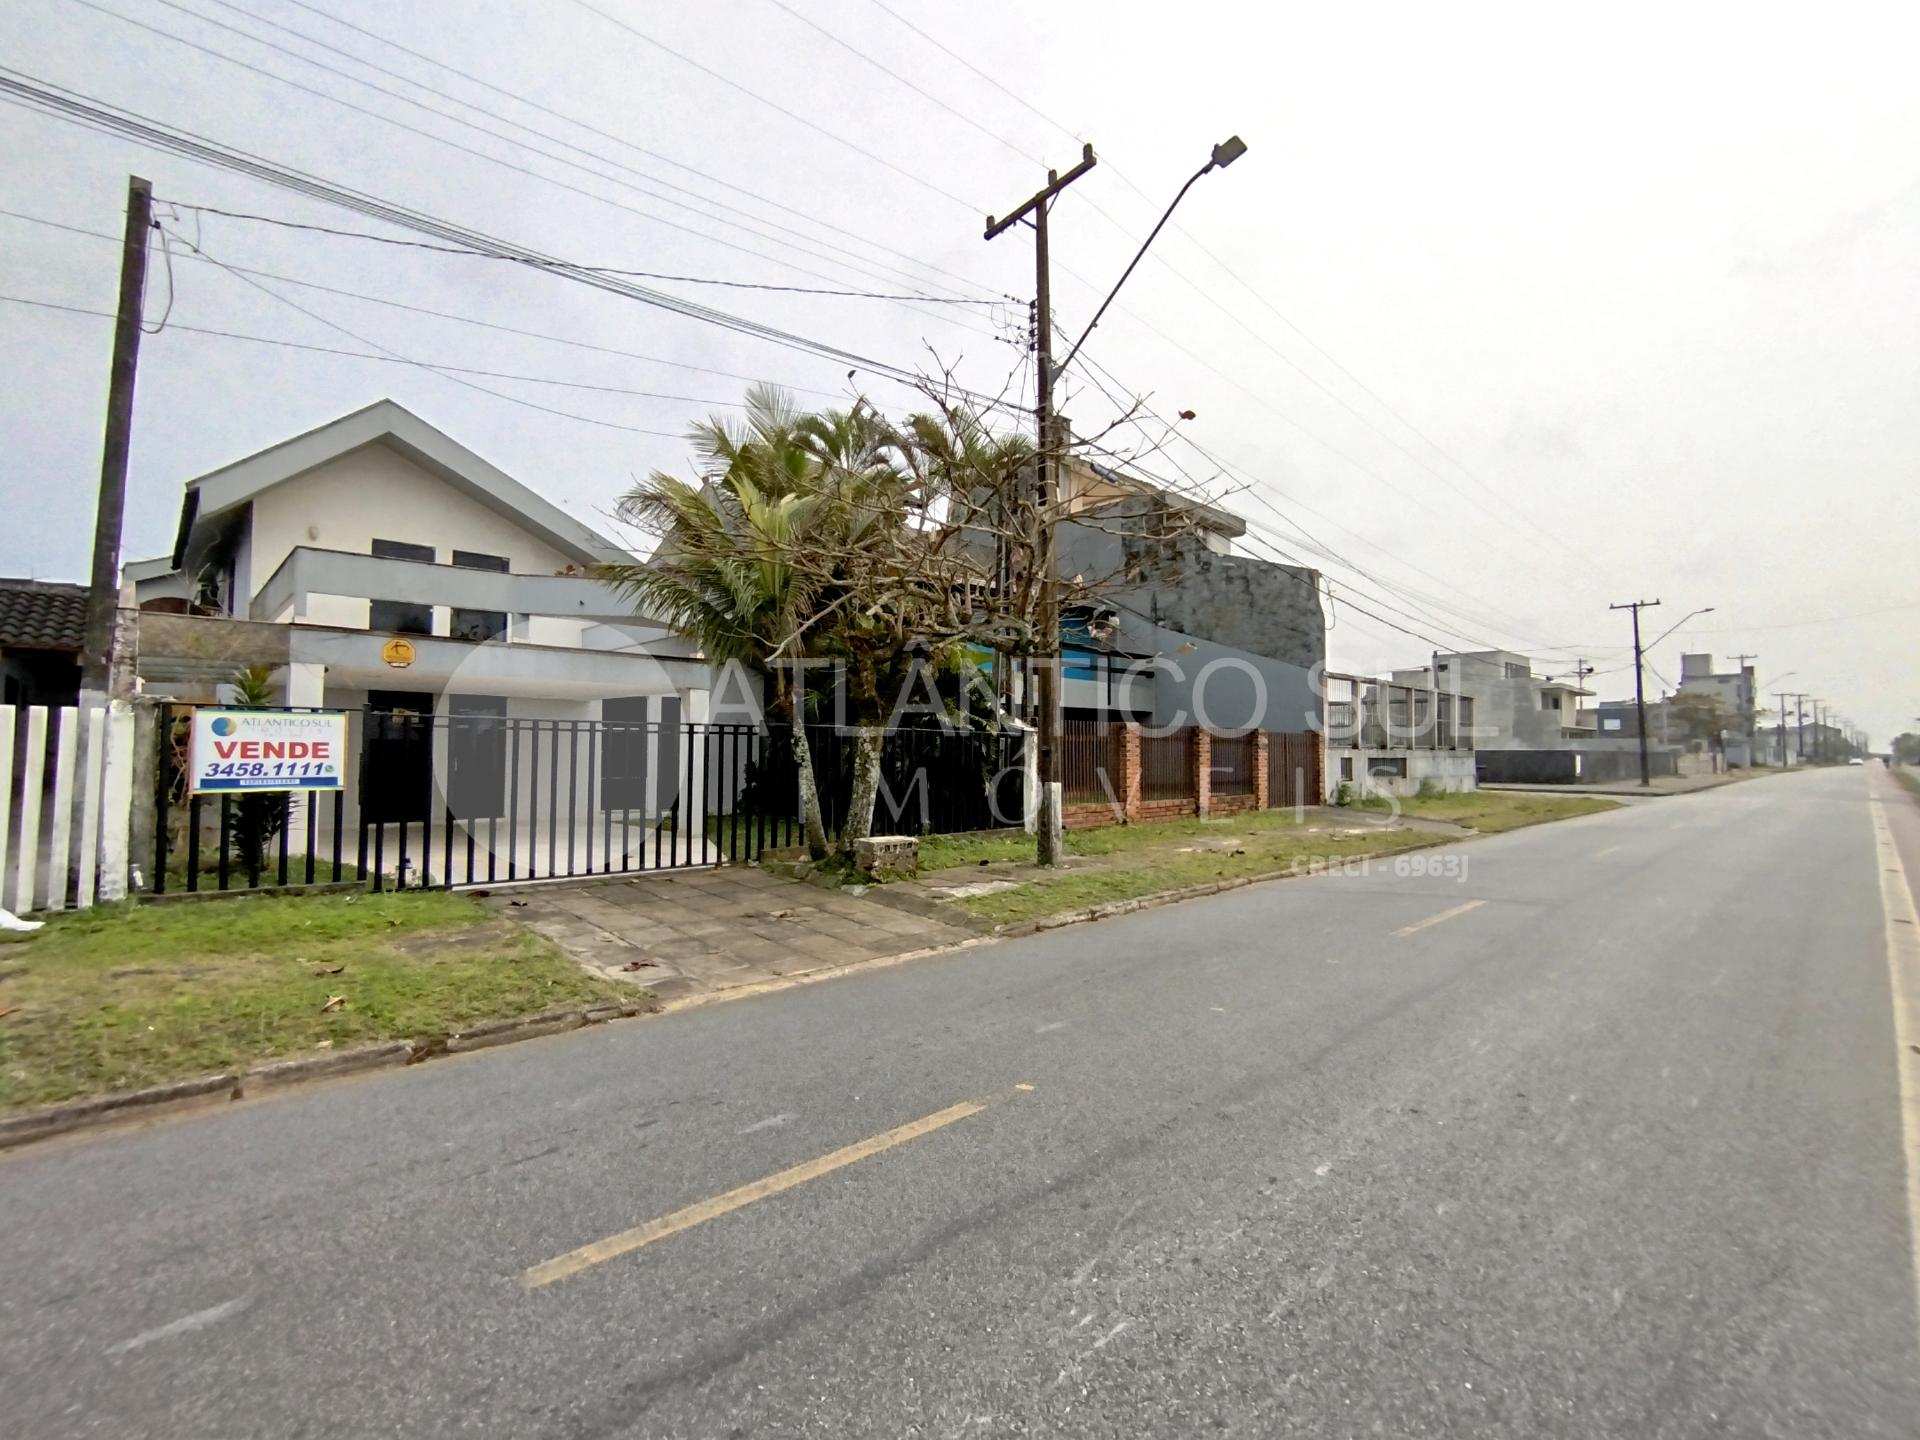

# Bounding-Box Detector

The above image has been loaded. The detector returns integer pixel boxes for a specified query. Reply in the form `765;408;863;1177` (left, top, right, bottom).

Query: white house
127;400;740;883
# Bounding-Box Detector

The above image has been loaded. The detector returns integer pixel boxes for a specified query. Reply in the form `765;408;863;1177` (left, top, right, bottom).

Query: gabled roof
0;578;90;651
168;399;634;569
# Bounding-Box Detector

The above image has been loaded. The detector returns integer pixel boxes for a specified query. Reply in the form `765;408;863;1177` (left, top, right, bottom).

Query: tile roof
0;578;91;652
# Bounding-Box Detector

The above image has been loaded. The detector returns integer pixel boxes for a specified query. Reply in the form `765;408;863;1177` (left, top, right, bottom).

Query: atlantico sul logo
211;716;237;737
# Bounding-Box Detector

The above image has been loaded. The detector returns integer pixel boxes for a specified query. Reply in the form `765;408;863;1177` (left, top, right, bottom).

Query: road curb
0;1000;657;1154
983;841;1436;940
0;1071;241;1150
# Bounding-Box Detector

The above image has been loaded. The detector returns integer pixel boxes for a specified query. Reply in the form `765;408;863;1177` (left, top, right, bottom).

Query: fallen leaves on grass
319;995;346;1013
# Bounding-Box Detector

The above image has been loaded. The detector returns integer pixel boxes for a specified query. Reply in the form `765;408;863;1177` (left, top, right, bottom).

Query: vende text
212;740;333;760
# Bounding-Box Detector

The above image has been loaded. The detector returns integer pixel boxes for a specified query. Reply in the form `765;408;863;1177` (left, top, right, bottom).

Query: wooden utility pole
1611;599;1660;788
80;175;154;699
986;144;1097;866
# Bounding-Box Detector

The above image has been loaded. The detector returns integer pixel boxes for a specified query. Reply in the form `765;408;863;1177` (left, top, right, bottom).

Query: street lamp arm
1053;136;1246;383
1646;606;1714;652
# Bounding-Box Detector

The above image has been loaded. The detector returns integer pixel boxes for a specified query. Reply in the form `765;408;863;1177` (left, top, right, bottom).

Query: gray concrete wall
1058;522;1325;673
1057;520;1325;734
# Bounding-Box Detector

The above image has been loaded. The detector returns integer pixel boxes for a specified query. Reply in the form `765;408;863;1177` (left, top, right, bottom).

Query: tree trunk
788;699;830;861
842;726;885;855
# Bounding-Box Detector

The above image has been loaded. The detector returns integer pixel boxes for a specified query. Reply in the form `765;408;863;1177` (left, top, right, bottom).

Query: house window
1368;756;1407;779
1540;693;1560;712
1503;662;1529;680
1340;755;1354;781
450;550;509;644
1602;717;1624;732
370;538;435;635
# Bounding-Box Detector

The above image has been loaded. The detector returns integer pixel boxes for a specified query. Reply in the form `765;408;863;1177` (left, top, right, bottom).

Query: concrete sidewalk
486;865;977;1003
1480;768;1773;798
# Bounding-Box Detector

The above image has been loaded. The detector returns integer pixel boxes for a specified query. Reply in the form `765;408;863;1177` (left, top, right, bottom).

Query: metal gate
1265;731;1323;810
152;705;791;894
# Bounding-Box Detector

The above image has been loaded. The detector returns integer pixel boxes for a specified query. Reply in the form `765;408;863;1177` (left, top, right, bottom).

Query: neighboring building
0;578;89;709
1675;653;1757;765
1389;650;1593;751
1053;456;1325;736
127;401;719;858
1320;670;1478;798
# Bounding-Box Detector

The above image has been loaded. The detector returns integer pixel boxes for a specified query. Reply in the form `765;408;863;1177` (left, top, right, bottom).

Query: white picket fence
0;702;136;914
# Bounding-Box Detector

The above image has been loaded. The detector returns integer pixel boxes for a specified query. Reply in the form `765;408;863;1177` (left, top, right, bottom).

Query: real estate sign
189;709;349;793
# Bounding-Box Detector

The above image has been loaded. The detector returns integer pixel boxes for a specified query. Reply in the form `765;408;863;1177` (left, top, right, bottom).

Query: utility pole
1771;692;1791;766
1792;693;1808;761
1729;652;1758;754
986;144;1097;866
1611;599;1661;787
79;175;154;701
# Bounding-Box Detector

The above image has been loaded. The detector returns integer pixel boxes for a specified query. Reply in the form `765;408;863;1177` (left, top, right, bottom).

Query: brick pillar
1118;724;1142;824
1254;731;1271;809
1193;728;1212;819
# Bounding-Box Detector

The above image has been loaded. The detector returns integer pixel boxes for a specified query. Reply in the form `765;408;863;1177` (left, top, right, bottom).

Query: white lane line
1868;791;1920;1338
1034;1021;1067;1034
1392;899;1486;938
1595;844;1625;859
105;1297;249;1357
735;1112;795;1136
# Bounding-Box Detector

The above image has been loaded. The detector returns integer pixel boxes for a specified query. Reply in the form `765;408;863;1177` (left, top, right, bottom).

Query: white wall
245;442;584;631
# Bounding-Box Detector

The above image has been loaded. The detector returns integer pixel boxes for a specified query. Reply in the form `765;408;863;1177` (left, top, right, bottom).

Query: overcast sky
2;0;1915;742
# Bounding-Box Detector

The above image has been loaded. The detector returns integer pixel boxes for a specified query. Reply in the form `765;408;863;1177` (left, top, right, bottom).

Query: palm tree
603;387;835;859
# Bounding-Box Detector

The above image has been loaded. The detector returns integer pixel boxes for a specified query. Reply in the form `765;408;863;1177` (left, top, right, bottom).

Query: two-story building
126;400;726;879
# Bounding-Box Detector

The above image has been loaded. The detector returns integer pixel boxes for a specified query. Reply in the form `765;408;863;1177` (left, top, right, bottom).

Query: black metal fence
152;704;1026;895
1209;732;1256;796
773;722;1027;837
1062;718;1118;803
1139;729;1194;801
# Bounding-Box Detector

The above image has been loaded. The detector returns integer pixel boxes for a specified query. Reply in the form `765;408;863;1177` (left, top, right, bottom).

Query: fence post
0;704;14;908
1255;732;1271;809
45;707;79;911
12;707;49;911
1019;717;1039;834
1193;728;1212;820
1119;724;1142;824
97;700;137;902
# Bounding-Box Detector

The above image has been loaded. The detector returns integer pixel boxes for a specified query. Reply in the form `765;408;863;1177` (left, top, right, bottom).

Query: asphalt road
3;766;1917;1438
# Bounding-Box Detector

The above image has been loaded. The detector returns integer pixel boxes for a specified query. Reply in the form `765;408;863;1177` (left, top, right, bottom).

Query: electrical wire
269;0;1003;303
167;202;1007;304
0;69;1029;418
0;205;849;398
63;0;1009;338
5;291;691;435
561;0;985;217
857;0;1596;560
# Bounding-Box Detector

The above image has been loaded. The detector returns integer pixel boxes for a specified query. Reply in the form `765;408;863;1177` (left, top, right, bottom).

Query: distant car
1848;757;1865;766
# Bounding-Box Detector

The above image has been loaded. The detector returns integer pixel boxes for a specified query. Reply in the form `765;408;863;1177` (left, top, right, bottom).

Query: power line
266;0;1007;303
0;69;1026;417
761;0;1048;172
561;0;985;216
65;0;1007;338
168;202;1006;304
859;0;1591;559
179;0;1012;309
1069;345;1604;656
0;205;848;399
5;290;692;436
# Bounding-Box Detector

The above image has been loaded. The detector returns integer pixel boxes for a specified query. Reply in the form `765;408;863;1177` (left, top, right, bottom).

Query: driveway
486;865;978;1001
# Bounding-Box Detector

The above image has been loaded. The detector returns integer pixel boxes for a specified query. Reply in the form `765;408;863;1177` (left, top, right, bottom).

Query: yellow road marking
1868;790;1920;1334
524;1099;987;1289
1595;844;1625;859
1393;899;1486;938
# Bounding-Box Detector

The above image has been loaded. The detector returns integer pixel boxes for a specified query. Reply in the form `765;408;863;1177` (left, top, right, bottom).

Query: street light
1053;135;1248;381
1645;605;1714;653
